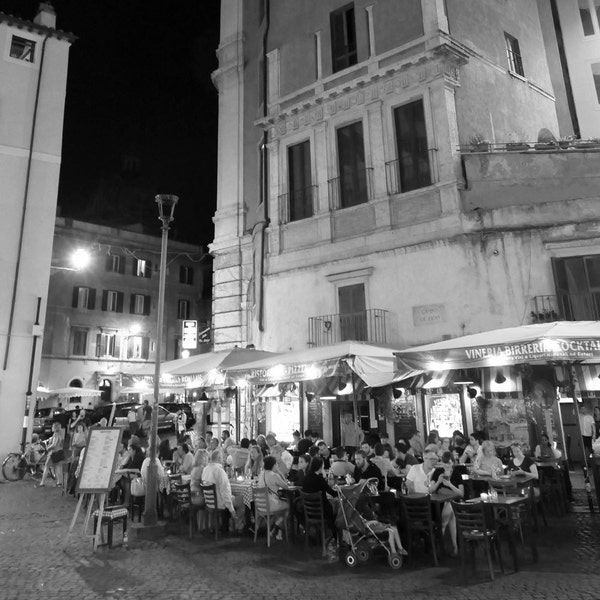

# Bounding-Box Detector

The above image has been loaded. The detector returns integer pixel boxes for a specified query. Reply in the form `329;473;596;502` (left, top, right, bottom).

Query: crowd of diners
36;409;572;549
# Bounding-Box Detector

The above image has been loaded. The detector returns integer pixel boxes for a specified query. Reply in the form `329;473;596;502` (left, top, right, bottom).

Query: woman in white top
473;440;504;476
258;455;289;537
40;422;65;487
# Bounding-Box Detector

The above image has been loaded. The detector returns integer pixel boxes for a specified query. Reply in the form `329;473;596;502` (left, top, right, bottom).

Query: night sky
0;0;221;248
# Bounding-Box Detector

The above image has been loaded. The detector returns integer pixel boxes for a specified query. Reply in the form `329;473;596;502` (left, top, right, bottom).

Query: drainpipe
3;33;50;370
256;0;271;332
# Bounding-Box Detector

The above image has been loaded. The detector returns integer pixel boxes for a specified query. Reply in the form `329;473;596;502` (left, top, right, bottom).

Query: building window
127;336;150;360
71;286;96;310
179;266;194;285
393;100;431;193
130;293;151;315
10;36;35;62
105;254;125;274
330;3;357;73
96;332;120;358
134;258;152;278
102;290;124;312
338;283;367;341
552;256;600;320
579;0;600;36
288;140;313;221
178;299;190;320
336;121;368;208
593;63;600;103
505;33;524;77
71;327;88;356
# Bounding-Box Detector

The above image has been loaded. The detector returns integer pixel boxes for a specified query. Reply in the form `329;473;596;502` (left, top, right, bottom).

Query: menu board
426;393;463;438
76;428;123;493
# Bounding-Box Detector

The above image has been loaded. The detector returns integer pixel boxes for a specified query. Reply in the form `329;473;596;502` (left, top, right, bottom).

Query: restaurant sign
463;339;600;363
234;358;344;385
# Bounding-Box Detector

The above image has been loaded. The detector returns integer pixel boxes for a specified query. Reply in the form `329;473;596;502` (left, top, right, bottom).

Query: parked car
33;407;65;438
111;403;176;432
159;402;196;429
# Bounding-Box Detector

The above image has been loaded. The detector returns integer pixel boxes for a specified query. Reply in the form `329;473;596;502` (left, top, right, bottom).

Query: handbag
51;450;65;464
130;476;146;497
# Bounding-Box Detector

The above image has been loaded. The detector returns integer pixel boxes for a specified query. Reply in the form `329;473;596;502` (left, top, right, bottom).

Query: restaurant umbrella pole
566;360;594;512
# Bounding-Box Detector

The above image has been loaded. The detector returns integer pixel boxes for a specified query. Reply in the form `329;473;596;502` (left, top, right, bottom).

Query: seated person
245;444;264;478
297;430;313;456
534;433;561;462
351;450;385;492
259;455;290;539
302;456;338;534
230;438;251;474
158;438;174;463
291;453;310;486
173;442;194;475
317;442;331;470
269;444;290;478
405;449;439;494
473;440;503;477
394;441;419;475
330;447;354;479
371;442;400;481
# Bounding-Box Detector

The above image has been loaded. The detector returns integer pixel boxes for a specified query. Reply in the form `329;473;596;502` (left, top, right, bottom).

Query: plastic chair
400;495;439;566
254;487;289;548
201;483;219;541
451;500;504;582
299;491;328;557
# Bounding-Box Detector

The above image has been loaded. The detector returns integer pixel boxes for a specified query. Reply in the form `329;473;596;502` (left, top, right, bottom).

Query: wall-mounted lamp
494;368;506;384
392;387;403;399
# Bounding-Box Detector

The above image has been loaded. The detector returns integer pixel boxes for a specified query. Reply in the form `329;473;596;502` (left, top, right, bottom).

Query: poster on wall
486;396;529;446
426;393;463;438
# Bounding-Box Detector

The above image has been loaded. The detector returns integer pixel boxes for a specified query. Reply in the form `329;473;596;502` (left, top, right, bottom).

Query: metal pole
143;195;177;526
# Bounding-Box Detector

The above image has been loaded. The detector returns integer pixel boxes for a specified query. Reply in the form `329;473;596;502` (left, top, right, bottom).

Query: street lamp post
143;194;178;527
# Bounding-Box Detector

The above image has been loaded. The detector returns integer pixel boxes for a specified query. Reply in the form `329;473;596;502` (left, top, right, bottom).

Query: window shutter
88;288;96;310
132;259;138;276
114;336;121;358
146;261;152;278
142;337;150;359
101;290;108;311
105;256;112;272
179;266;185;283
144;295;151;316
117;256;125;274
117;291;124;313
72;287;79;308
96;333;103;357
130;294;136;314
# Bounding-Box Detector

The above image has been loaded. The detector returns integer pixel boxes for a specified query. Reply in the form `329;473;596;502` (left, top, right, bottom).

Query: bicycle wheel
2;454;27;481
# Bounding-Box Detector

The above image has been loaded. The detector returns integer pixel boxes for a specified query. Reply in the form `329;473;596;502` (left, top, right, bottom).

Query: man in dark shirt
394;441;419;475
353;450;384;491
297;430;313;455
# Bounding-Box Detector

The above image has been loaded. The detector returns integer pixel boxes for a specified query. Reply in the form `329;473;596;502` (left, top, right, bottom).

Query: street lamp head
71;248;91;270
155;194;178;225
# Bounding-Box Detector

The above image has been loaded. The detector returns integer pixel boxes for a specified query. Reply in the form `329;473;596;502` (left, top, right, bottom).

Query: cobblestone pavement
1;479;600;600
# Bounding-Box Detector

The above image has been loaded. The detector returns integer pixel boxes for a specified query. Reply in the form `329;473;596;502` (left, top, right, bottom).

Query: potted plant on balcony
469;134;491;153
558;136;574;150
506;140;530;151
574;138;600;149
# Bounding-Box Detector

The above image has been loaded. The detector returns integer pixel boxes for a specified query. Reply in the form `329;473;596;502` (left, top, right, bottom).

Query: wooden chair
201;483;219;541
400;495;439;566
171;481;201;539
538;465;567;516
299;491;328;557
254;487;289;548
451;500;504;582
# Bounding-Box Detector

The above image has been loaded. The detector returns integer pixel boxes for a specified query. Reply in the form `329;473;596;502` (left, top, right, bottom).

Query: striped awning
558;364;600;397
421;371;454;390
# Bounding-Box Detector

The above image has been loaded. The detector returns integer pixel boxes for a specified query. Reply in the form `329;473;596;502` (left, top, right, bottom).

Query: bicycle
2;440;49;481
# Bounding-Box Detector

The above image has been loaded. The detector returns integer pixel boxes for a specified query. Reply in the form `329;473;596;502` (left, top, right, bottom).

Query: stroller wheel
388;553;403;570
344;551;358;568
357;548;370;562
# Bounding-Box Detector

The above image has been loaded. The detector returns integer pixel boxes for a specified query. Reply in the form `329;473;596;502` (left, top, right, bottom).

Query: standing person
39;422;65;487
175;407;187;441
407;430;424;460
221;430;235;455
127;406;138;436
297;430;313;456
141;400;152;439
340;412;364;458
594;406;600;439
579;405;595;458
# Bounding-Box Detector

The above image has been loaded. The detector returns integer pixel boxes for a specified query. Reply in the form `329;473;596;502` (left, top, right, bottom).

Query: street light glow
71;248;91;270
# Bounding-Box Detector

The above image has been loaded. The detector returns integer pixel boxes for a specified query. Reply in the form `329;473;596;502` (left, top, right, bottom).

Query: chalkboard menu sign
307;398;323;437
76;428;123;493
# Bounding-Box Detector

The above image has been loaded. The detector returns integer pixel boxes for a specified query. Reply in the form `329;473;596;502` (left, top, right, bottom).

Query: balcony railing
531;295;559;323
278;185;318;224
556;292;600;321
328;167;374;210
308;308;388;346
385;148;437;195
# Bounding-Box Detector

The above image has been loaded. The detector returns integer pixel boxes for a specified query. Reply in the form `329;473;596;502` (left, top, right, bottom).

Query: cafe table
464;494;538;572
466;472;537;498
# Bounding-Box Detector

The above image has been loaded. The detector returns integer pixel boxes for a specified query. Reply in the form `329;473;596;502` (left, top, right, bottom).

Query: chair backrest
401;495;433;523
253;487;270;515
451;500;488;533
299;491;324;522
172;482;191;508
201;483;217;510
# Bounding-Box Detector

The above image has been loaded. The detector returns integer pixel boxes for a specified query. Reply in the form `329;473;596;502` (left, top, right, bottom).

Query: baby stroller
335;478;405;569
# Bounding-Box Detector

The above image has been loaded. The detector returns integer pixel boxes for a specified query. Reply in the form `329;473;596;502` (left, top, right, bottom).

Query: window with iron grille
337;121;368;208
330;3;357;73
393;99;431;193
179;265;194;285
505;33;524;77
10;36;35;62
288;140;313;221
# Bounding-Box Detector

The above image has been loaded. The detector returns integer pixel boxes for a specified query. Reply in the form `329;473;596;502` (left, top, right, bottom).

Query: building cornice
0;11;76;43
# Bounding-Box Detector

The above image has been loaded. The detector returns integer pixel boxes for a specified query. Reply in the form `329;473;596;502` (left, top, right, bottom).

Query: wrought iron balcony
531;295;559;323
384;148;438;195
278;185;318;224
308;308;388;346
327;167;374;210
